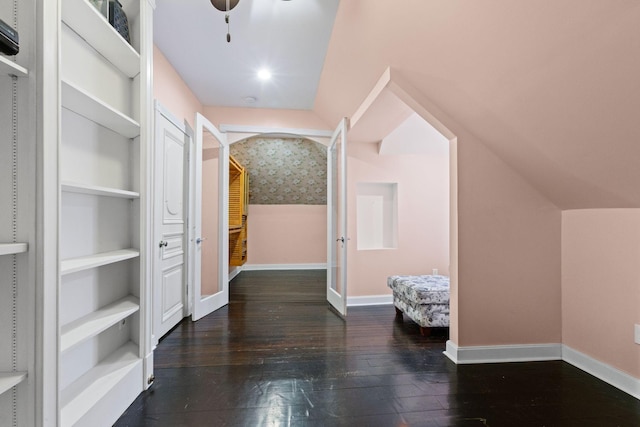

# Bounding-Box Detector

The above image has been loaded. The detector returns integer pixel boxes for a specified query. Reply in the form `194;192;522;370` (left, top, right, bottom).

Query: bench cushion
387;275;450;305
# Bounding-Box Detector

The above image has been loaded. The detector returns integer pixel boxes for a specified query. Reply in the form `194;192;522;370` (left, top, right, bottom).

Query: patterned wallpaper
230;137;327;205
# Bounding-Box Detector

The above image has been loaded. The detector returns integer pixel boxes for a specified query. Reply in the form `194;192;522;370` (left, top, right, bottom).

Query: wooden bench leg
394;306;403;318
419;327;431;337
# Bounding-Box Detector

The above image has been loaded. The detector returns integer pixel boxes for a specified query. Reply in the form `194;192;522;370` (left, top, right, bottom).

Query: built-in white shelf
60;296;140;353
60;342;141;427
0;56;28;77
61;0;140;78
61;249;139;276
61;80;140;139
0;243;28;256
0;372;27;396
62;182;140;199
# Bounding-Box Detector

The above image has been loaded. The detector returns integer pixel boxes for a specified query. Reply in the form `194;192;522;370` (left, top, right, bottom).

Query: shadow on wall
230;137;327;205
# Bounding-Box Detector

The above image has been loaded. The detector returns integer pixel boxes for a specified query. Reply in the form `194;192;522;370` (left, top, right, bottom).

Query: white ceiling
153;0;340;110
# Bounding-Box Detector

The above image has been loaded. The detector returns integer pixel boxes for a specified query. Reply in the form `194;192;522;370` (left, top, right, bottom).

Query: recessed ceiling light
243;96;257;104
257;69;272;81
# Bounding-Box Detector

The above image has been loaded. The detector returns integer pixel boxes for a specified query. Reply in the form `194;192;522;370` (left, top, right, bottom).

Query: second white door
153;106;190;341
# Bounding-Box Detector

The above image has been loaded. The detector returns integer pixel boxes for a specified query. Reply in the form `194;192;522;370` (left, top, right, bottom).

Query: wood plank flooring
116;270;640;426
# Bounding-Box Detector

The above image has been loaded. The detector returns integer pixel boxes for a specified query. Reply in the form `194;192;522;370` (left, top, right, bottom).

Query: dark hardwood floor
116;270;640;426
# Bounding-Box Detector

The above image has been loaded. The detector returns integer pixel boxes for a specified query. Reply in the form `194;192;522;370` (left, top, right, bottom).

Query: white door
153;106;190;340
191;112;229;321
327;118;348;316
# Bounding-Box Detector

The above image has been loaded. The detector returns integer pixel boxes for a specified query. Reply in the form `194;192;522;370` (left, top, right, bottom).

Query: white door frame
326;118;349;316
190;113;230;321
152;101;193;345
219;124;342;307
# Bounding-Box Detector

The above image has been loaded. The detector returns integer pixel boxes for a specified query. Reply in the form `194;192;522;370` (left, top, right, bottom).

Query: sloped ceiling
314;0;640;209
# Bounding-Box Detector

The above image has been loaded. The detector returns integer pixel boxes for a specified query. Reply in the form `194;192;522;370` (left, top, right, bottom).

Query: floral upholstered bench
387;275;450;336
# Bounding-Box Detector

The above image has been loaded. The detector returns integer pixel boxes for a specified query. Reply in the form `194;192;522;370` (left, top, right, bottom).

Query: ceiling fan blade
210;0;240;12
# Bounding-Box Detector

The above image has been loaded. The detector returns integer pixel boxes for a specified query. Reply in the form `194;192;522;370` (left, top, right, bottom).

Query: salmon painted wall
456;129;562;346
562;209;640;378
246;205;327;266
203;106;330;131
154;45;203;127
347;143;450;297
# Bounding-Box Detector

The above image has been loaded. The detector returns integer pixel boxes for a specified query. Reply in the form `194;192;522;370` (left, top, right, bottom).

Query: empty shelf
0;56;28;77
61;0;140;78
60;296;140;353
62;182;140;199
60;342;141;427
61;80;140;139
61;249;139;275
0;372;27;396
0;243;28;256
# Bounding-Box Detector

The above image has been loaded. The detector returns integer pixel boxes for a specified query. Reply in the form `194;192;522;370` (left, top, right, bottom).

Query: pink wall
246;205;327;266
203;106;330;130
347;143;450;297
154;45;203;127
562;209;640;377
456;129;562;346
316;1;640;210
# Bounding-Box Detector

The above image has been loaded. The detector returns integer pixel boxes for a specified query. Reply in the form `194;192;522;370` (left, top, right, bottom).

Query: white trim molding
347;295;393;307
242;263;327;271
443;341;640;401
444;341;563;364
219;124;334;138
562;345;640;400
228;267;242;281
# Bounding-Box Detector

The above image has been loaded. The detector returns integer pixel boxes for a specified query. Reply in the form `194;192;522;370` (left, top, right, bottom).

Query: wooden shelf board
62;182;140;199
0;242;28;256
0;372;27;396
61;342;141;427
61;80;140;139
60;296;140;353
0;56;28;77
229;228;242;235
61;0;140;78
61;249;139;276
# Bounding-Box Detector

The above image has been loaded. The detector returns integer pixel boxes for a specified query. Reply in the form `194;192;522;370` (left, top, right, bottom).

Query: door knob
159;240;168;248
196;237;206;244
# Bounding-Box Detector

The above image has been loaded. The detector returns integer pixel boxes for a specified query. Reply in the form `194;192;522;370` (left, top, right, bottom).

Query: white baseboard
562;345;640;400
444;340;562;364
228;267;242;281
242;263;327;271
347;294;393;307
443;341;640;401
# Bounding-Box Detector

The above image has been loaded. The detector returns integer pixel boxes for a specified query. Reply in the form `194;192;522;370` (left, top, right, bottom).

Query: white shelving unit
0;1;36;426
54;0;153;425
0;0;152;424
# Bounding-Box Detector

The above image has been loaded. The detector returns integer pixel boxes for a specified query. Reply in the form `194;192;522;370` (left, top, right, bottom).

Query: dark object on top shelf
0;18;19;55
109;0;131;44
